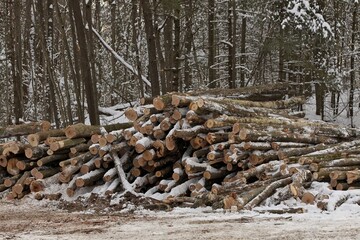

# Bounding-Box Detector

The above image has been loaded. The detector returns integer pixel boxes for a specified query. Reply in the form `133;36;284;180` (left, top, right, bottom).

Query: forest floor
1;196;360;240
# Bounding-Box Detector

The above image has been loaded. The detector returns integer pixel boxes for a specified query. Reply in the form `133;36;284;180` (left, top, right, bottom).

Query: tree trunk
141;0;160;96
70;0;99;125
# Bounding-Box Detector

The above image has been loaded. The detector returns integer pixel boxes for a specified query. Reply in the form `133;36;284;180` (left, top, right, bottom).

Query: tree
141;0;160;96
70;0;100;125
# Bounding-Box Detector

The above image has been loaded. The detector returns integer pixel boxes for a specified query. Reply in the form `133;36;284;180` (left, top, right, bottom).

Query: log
12;171;31;194
3;174;22;187
239;128;338;144
244;177;293;210
0;121;51;139
153;95;172;110
50;138;86;152
16;160;35;171
29;179;45;193
36;154;69;167
105;130;124;143
313;166;358;181
0;155;8;167
135;137;154;153
103;167;118;182
65;122;133;139
203;166;228;180
310;158;360;172
75;168;106;187
7;158;20;176
105;178;121;196
125;107;143;121
346;170;360;184
80;157;99;174
70;142;91;154
27;129;65;147
25;145;49;160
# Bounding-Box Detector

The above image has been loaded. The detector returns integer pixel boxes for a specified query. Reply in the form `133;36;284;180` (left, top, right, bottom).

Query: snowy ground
1;197;360;240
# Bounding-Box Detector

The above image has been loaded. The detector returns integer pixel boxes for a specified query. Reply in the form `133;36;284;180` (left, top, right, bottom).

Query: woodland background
0;0;358;127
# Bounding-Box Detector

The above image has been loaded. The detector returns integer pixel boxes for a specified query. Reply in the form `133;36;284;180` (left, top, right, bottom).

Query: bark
141;0;160;96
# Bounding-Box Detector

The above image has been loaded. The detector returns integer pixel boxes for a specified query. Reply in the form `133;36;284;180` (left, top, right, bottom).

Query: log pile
1;88;360;211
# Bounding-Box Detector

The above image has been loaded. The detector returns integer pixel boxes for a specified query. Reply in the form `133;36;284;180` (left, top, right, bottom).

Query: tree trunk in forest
349;2;357;127
227;0;236;89
141;0;160;96
67;1;85;123
173;8;181;92
132;0;145;98
183;0;193;91
208;0;216;88
12;0;24;124
70;0;99;125
239;3;246;87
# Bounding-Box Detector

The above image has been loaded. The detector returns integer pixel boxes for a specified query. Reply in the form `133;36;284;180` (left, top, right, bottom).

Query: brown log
16;160;35;171
155;165;173;178
50;138;86;152
75;168;106;187
65;123;102;138
70;142;91;154
135;137;154;153
239;128;338;144
244;177;293;210
204;119;233;129
171;95;194;107
80;157;99;174
0;155;8;167
45;136;68;146
0;121;51;139
105;178;121;196
153;95;172;110
4;174;22;187
27;129;65;147
36;154;68;167
59;164;82;183
313;166;358;181
129;132;144;146
70;152;94;166
346;170;360;184
205;132;229;145
2;142;28;156
25;145;49;160
7;158;20;176
29;179;45;193
123;127;136;140
277;144;328;161
125;107;142;121
98;137;108;147
103;167;117;182
330;170;348;180
12;171;31;194
203;166;228;180
298;152;344;165
301;192;315;204
310;158;360;172
105;130;124;143
185;110;208;125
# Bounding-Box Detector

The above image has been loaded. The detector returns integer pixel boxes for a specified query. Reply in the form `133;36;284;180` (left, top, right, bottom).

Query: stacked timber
1;85;360;211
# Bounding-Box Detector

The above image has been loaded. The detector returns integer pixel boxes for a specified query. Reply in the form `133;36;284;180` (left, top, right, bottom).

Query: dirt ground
1;196;360;240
